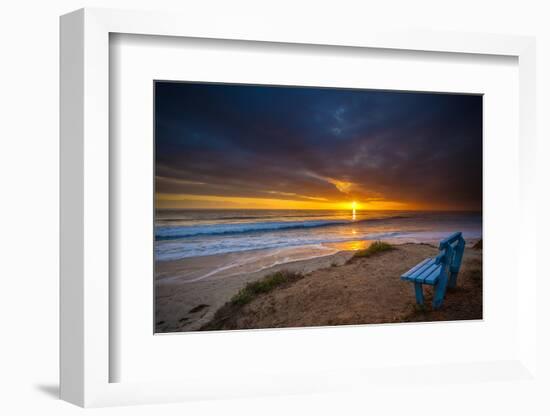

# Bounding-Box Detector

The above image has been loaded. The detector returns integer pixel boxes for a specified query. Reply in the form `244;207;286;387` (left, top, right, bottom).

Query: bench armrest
434;252;445;265
439;231;463;250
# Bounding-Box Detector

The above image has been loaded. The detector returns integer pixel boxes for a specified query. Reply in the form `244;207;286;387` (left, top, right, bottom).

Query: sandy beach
155;246;354;332
155;241;482;332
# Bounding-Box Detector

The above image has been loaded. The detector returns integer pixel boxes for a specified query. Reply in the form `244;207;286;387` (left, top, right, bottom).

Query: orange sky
155;192;433;211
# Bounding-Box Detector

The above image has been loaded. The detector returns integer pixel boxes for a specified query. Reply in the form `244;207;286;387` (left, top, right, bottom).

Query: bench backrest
438;232;465;273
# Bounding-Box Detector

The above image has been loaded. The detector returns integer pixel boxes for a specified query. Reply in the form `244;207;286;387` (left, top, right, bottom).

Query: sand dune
202;244;482;331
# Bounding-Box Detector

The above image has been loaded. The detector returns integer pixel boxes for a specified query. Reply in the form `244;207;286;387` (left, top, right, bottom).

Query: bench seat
399;232;466;309
401;258;442;286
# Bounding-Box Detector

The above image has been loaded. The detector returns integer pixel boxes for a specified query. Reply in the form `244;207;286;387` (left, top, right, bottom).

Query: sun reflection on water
332;240;369;251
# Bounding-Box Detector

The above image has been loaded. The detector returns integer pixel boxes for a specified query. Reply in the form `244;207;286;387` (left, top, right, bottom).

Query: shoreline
156;244;344;284
155;240;481;332
155;237;480;283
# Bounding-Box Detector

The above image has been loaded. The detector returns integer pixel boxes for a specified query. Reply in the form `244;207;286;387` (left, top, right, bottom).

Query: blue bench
401;232;466;309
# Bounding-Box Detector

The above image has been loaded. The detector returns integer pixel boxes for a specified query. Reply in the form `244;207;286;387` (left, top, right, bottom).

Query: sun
351;201;357;220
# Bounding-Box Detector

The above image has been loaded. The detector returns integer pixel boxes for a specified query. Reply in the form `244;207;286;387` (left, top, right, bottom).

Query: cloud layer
155;82;482;211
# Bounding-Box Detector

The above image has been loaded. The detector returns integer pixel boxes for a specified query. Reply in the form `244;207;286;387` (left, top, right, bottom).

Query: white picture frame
60;7;538;408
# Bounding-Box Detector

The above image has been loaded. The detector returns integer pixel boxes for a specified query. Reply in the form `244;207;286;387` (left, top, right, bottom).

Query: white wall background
0;0;548;415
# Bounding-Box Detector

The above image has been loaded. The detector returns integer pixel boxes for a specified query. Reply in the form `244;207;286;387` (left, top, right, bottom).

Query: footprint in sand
189;304;209;314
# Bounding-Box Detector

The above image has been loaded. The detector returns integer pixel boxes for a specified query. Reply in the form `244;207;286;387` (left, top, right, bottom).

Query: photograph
154;81;483;333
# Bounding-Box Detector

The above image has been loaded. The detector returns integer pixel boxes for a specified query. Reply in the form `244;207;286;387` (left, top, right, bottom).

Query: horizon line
155;207;482;212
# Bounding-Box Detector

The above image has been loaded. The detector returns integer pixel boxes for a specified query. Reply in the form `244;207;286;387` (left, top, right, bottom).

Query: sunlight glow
328;178;353;194
156;193;415;211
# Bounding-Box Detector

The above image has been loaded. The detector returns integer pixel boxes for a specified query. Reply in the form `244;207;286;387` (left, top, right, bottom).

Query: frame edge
59;8;85;407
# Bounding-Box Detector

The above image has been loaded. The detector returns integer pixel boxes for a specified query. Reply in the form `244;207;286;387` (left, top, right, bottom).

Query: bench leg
414;283;424;305
432;272;448;309
449;239;465;289
449;271;458;289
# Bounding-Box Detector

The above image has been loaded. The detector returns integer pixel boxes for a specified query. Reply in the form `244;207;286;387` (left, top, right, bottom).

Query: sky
155;82;482;211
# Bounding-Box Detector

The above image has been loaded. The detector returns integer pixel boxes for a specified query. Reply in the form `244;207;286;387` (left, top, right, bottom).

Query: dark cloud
155;82;482;210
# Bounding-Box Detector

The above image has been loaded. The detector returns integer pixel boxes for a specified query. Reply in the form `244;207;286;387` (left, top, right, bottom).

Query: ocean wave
155;215;409;240
155;231;408;261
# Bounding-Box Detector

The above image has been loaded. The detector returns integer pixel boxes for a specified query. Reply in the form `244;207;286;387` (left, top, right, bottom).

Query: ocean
155;210;482;263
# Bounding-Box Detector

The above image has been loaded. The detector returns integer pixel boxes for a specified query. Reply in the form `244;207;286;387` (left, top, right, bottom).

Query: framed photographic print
60;7;539;408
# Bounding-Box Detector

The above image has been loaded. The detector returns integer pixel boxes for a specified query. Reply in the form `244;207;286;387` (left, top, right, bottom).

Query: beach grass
351;241;393;260
200;270;304;330
231;270;304;306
